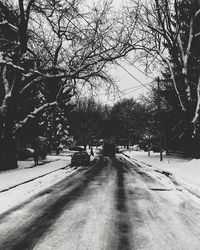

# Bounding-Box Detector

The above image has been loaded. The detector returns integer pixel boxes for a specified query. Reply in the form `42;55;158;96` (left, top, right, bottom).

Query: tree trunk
0;97;18;170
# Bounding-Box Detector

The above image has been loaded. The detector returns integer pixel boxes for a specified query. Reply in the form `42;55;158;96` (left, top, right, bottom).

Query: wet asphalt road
1;155;200;249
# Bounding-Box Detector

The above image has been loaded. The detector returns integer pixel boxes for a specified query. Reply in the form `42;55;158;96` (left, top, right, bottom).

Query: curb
121;152;152;167
0;163;70;194
121;153;200;200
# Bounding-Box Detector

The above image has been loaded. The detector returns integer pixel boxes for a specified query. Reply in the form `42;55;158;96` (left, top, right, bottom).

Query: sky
81;0;157;105
97;61;155;105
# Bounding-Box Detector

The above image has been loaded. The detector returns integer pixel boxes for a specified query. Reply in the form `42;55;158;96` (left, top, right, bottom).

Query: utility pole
128;129;132;153
157;77;163;161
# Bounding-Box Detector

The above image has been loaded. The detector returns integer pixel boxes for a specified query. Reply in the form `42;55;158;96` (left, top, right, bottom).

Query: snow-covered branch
0;20;18;32
14;101;58;134
192;75;200;126
0;60;25;72
157;51;186;111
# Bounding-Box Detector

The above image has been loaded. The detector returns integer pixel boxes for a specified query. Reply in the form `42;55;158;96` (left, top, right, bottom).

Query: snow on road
1;153;200;249
0;158;119;250
119;156;200;250
124;150;200;199
33;158;117;250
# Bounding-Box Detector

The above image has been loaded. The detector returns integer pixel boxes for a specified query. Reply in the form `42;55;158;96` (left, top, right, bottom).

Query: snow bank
0;166;76;215
123;151;189;168
124;150;200;198
0;157;71;192
17;155;67;169
0;155;75;215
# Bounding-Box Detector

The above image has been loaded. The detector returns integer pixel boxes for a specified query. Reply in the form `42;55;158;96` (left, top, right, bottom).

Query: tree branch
14;101;58;134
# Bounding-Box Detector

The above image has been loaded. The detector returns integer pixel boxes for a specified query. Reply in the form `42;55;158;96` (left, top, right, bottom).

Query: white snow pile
124;150;200;198
0;155;71;192
0;156;76;215
17;155;67;169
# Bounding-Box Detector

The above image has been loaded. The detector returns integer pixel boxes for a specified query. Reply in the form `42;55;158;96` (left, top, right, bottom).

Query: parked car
132;144;140;151
69;146;84;151
103;142;115;157
115;147;120;153
71;151;90;166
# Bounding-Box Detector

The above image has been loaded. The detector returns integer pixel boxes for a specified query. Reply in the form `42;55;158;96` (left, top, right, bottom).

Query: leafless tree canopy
125;0;200;132
0;0;137;134
0;0;138;168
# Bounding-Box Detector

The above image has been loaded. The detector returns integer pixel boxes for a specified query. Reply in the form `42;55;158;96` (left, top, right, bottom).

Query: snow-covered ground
2;151;200;249
0;154;77;214
2;148;200;220
0;148;98;216
0;155;71;192
123;150;200;198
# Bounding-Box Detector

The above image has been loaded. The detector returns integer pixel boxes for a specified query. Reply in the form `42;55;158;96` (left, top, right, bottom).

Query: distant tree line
68;97;150;149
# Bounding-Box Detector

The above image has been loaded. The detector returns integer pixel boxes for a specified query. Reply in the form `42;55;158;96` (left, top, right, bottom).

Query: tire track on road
0;158;108;250
114;159;132;250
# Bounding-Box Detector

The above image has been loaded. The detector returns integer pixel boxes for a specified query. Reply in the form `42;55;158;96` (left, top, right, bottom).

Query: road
1;154;200;249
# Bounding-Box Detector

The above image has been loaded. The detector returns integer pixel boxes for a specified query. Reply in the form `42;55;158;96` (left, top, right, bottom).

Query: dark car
69;146;85;151
103;142;115;157
71;151;90;166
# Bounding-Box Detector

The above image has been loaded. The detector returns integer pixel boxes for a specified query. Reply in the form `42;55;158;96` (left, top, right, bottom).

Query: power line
124;60;155;81
78;80;152;103
104;86;144;104
115;62;152;91
109;86;144;101
78;84;144;99
66;0;198;98
102;81;153;104
65;0;154;93
92;81;153;97
76;81;153;106
82;0;197;92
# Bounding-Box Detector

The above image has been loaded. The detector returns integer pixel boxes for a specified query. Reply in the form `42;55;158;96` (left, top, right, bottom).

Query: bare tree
69;97;105;149
125;0;200;132
110;98;147;148
0;0;137;169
